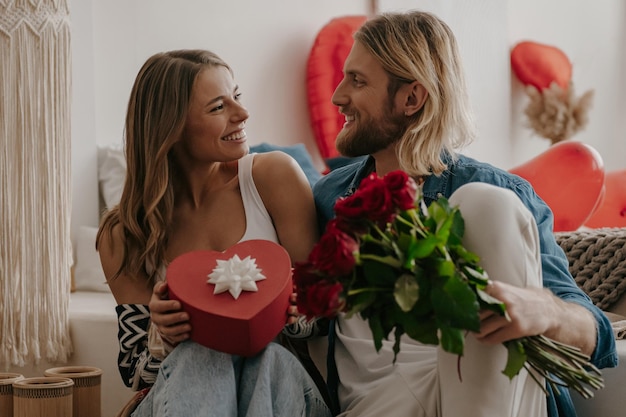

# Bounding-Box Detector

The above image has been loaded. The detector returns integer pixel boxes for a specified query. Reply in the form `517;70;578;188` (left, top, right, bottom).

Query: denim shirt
313;154;618;417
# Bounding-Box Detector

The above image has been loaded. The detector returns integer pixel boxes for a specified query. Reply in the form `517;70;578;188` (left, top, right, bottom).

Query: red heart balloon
167;240;292;357
510;41;572;90
509;141;605;232
306;15;367;159
584;169;626;228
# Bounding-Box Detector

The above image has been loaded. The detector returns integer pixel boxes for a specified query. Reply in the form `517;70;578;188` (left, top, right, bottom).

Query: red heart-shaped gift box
167;239;292;357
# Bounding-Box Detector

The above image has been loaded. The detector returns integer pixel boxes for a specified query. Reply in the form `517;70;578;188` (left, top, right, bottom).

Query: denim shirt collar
422;152;456;205
350;153;457;205
345;156;375;197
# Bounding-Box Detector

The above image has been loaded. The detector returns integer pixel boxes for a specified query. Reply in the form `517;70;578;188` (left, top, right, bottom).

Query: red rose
309;223;359;276
293;261;323;317
300;280;345;319
384;170;418;210
352;174;396;224
328;217;369;239
334;193;368;219
293;261;320;289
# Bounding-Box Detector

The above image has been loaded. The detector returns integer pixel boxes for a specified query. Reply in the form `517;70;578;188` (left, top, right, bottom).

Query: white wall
70;0;98;230
90;0;370;154
69;0;626;232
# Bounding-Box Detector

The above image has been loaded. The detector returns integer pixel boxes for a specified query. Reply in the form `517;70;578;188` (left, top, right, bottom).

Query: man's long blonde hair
355;11;475;177
97;50;231;286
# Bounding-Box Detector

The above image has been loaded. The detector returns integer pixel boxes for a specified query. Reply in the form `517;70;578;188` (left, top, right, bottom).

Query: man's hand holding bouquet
294;170;603;399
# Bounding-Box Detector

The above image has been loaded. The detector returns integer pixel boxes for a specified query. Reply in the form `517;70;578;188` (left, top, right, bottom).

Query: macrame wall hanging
0;0;73;368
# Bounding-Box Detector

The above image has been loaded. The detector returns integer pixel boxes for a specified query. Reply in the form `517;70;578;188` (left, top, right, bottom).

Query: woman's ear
403;81;428;116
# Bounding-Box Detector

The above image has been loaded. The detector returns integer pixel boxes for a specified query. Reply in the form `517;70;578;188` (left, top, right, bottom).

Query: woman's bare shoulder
250;151;304;184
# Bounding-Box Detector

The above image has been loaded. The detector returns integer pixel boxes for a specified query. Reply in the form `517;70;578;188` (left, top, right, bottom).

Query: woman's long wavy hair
96;50;231;286
354;11;475;177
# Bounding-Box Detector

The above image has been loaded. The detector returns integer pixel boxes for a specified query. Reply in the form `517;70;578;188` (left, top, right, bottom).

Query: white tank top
238;153;279;244
152;154;278;281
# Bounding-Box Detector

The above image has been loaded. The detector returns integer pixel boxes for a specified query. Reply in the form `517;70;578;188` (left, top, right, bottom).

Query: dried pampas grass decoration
524;82;594;145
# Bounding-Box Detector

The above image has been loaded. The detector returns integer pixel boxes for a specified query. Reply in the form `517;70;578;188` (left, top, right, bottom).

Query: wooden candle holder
13;377;74;417
45;366;103;417
0;373;24;417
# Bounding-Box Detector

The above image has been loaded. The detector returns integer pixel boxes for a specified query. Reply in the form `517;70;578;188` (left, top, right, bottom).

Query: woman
97;49;331;417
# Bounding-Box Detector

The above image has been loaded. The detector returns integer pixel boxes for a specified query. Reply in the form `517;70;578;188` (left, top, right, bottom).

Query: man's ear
403;81;428;116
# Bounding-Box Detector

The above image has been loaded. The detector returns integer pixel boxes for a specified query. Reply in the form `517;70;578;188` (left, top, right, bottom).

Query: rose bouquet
294;170;603;399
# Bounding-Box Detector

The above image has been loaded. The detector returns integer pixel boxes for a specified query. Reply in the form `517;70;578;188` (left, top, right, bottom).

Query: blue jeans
132;341;331;417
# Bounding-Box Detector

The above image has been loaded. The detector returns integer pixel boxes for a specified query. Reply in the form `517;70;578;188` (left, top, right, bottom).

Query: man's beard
335;109;408;157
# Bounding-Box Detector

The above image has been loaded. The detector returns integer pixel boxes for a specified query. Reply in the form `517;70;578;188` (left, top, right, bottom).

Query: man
312;10;617;417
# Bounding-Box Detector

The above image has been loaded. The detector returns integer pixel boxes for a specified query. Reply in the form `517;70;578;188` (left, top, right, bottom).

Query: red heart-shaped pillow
509;141;605;232
167;240;292;357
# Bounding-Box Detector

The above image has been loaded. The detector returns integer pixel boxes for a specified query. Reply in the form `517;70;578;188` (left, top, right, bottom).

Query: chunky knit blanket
555;228;626;311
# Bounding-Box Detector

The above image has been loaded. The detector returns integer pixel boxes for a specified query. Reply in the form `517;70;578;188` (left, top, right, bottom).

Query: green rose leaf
427;199;446;223
432;274;480;331
393;273;419;312
438;323;465;355
345;286;379;318
392;326;404;363
411;267;433;315
502;339;527;379
475;287;507;314
403;314;439;345
368;314;385;352
434;209;455;244
408;234;438;259
437;259;455;278
447;209;465;246
428;198;454;231
463;265;489;286
397;232;414;253
453;244;480;265
362;259;399;286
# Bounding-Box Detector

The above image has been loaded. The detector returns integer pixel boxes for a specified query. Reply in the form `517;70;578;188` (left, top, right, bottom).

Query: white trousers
337;182;547;417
